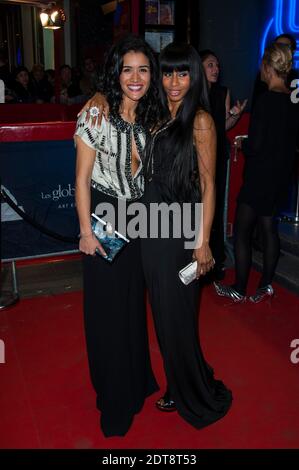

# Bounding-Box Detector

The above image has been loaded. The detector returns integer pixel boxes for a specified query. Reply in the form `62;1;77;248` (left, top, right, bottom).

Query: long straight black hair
99;34;161;130
158;42;210;201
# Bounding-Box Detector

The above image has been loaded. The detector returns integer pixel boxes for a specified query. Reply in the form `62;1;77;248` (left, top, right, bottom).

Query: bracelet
228;111;239;118
80;232;93;239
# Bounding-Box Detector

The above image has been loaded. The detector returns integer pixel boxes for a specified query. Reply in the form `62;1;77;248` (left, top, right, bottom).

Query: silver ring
89;106;100;118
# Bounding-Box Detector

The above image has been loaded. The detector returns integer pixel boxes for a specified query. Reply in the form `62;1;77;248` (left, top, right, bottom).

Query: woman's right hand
79;233;107;257
77;92;109;127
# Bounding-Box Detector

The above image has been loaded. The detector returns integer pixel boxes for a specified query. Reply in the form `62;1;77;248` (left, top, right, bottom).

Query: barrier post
281;155;299;225
291;154;299;224
292;177;299;224
0;178;19;309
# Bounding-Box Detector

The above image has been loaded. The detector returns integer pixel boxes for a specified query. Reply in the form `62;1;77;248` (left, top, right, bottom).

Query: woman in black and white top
74;35;160;437
76;108;146;200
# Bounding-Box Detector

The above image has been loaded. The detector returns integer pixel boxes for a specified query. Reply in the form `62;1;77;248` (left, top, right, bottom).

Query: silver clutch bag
179;260;198;285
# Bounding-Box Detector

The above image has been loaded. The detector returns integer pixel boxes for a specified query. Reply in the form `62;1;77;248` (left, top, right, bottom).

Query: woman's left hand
230;99;248;117
192;242;215;278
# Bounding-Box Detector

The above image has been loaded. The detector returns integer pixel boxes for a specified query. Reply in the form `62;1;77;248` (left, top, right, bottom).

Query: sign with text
0;140;79;260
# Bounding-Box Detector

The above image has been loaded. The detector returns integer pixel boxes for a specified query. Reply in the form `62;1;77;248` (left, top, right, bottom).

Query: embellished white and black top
75;112;147;201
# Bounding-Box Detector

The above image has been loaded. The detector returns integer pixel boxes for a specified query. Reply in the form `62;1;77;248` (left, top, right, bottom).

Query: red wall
0;104;82;125
0;121;75;142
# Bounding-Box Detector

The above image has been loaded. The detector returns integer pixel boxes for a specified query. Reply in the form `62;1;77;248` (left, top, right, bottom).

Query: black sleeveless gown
140;127;233;430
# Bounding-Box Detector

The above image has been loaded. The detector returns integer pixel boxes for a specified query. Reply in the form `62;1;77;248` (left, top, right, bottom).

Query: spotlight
40;2;66;30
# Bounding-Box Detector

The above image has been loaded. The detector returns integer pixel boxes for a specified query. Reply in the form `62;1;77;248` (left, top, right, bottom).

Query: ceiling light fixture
40;2;66;30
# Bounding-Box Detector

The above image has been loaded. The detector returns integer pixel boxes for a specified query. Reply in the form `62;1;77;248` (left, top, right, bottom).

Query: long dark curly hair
98;35;161;130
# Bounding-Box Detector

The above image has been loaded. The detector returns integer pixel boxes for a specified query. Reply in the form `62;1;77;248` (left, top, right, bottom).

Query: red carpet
0;269;298;449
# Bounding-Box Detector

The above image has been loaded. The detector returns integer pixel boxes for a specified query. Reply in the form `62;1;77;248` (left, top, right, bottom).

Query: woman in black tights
214;43;299;303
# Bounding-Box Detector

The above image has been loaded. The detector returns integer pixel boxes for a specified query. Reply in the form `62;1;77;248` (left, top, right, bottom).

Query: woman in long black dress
75;36;159;437
214;43;299;303
199;50;247;280
141;43;232;428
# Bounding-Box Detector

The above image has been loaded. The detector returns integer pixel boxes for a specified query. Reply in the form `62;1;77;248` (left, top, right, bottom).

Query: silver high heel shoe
249;284;274;303
213;282;246;303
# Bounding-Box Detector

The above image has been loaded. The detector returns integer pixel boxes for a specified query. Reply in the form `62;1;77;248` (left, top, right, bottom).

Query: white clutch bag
179;260;198;285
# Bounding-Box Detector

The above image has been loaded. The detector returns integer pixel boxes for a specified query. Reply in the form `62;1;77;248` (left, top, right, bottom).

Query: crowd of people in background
0;51;100;104
1;32;297;108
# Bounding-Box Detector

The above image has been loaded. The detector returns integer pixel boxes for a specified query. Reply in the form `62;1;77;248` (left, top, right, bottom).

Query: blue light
17;47;22;66
261;18;274;57
261;0;299;63
274;0;283;35
289;0;299;32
